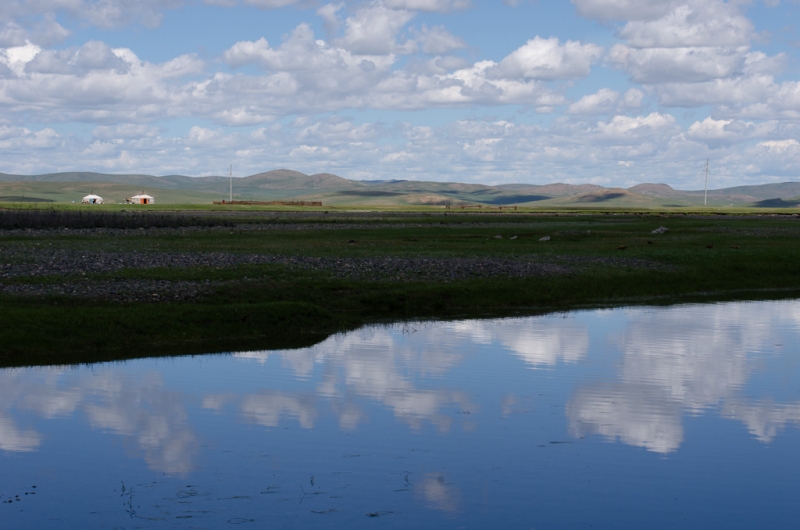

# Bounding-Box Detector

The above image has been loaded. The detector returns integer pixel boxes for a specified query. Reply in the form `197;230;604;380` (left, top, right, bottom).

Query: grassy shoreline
2;208;800;368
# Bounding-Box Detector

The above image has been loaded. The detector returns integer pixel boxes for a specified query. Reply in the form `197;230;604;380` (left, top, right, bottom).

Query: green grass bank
2;208;800;367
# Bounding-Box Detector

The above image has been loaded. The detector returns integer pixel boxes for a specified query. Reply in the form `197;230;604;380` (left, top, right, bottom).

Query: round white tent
81;194;104;204
127;194;155;205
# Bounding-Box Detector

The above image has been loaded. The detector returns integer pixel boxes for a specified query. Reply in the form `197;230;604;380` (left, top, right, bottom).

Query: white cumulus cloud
414;24;467;55
572;0;679;21
384;0;471;12
617;2;754;48
336;4;417;55
490;37;603;80
568;88;619;114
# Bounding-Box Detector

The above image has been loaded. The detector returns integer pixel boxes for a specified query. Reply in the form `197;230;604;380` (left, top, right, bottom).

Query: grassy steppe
2;206;800;367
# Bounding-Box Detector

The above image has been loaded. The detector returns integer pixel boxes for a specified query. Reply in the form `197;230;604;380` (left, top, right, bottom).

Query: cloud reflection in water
0;413;41;452
1;300;799;476
568;301;800;453
722;400;800;443
235;326;475;431
240;391;318;429
443;317;590;368
416;473;461;513
0;367;197;474
231;315;591;431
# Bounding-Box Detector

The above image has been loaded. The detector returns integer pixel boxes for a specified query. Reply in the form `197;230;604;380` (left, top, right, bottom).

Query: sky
1;0;800;189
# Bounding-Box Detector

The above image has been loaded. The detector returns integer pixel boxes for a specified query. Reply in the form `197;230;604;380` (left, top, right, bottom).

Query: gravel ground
0;249;277;278
0;278;216;304
0;246;669;303
0;220;592;238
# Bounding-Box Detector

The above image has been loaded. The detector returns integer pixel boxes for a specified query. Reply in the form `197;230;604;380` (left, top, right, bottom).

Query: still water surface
2;300;800;528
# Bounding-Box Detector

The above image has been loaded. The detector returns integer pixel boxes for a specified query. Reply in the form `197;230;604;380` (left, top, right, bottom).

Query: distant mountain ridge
1;169;799;208
0;169;354;190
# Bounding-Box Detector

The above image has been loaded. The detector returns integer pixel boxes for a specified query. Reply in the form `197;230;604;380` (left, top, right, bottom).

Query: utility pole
229;164;233;202
703;158;709;207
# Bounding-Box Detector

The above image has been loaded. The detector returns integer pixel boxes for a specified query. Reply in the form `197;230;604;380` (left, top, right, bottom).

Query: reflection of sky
1;299;799;475
568;301;800;453
442;317;590;368
416;474;460;513
3;300;800;528
229;315;590;432
231;303;800;454
233;328;475;432
0;367;197;473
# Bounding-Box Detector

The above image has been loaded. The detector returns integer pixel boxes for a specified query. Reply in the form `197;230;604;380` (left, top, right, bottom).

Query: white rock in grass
539;236;551;241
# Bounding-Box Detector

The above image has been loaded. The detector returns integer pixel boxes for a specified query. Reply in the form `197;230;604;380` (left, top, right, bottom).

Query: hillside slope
1;170;799;207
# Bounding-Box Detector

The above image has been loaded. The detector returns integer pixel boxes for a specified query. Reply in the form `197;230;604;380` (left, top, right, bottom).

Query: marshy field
2;204;799;367
4;204;800;529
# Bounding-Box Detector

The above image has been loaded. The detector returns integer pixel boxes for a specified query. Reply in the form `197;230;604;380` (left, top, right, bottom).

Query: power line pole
229;164;233;203
703;158;709;207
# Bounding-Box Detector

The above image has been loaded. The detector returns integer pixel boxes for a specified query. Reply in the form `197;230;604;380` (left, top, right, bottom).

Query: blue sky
1;0;800;189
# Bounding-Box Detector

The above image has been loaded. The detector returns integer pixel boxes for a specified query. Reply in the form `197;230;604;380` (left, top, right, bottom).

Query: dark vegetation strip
3;271;799;368
0;208;235;230
0;297;347;366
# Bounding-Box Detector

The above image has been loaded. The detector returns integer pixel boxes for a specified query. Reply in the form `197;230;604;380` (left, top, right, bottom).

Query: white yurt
127;194;155;205
81;194;104;204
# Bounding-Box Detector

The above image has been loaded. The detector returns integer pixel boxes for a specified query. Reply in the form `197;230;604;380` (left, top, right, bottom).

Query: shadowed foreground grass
2;210;800;367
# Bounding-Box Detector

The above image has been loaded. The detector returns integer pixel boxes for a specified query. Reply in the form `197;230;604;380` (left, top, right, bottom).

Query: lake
2;299;799;529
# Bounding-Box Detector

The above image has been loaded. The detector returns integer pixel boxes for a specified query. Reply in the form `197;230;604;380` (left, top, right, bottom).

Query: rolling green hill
1;169;799;208
0;181;221;204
